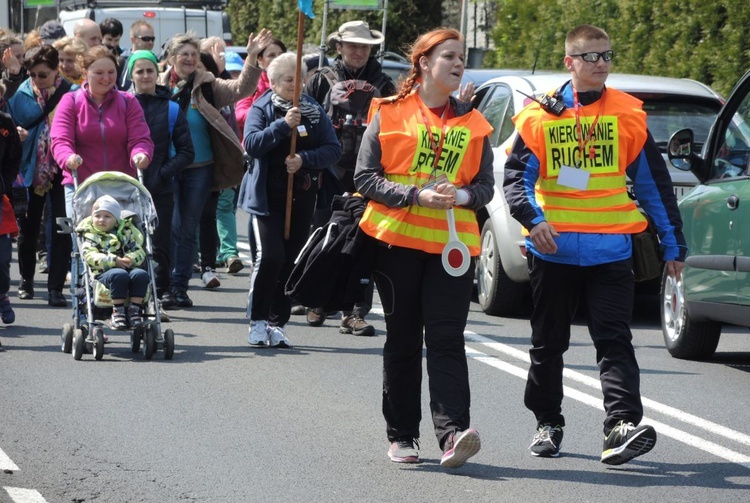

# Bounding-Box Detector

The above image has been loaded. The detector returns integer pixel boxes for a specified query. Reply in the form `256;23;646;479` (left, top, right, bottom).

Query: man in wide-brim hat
304;20;396;336
326;20;385;76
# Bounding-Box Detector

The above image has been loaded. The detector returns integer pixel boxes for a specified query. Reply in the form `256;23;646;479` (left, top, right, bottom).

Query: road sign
331;0;382;10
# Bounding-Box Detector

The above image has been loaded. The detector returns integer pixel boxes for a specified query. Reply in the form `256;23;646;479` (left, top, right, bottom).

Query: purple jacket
51;84;154;185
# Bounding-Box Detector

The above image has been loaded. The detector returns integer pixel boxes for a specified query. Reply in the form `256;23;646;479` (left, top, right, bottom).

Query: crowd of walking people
0;15;687;471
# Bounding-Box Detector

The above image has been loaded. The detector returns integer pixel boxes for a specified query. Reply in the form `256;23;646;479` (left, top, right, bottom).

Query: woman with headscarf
156;30;271;308
129;50;194;309
242;52;341;348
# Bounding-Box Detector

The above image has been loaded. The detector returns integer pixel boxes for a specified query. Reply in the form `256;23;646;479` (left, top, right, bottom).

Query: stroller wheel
130;327;142;353
93;328;105;361
62;323;73;354
82;325;93;354
73;329;84;360
163;329;175;360
143;324;156;360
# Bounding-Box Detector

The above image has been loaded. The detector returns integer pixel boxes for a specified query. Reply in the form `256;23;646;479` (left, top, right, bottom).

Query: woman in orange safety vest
354;28;494;469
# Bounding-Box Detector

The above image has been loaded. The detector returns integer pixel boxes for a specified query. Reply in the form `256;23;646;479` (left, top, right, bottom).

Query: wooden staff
285;10;306;240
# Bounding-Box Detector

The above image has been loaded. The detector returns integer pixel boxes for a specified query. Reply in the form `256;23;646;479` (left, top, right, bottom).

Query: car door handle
727;194;740;210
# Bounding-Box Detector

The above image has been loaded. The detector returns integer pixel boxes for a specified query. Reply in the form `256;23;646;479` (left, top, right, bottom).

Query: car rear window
636;96;721;153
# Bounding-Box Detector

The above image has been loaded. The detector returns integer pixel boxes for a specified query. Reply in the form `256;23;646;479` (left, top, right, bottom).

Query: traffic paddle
442;207;470;277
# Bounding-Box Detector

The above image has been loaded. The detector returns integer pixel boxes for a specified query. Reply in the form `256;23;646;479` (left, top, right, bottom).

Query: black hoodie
133;85;194;195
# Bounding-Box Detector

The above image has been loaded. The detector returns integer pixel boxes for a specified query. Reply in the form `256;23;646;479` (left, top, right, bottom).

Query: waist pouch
632;218;662;282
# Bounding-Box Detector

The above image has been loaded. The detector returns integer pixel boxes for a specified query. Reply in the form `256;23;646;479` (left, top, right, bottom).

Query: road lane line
3;487;48;503
465;331;750;449
0;448;19;471
465;344;750;469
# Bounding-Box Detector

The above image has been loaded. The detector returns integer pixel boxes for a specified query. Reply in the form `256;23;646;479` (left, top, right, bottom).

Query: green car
664;70;750;359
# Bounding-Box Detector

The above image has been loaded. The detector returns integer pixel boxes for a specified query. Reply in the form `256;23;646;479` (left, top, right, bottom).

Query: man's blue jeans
171;165;213;292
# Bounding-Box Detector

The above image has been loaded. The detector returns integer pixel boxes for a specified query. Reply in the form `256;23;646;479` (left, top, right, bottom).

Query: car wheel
476;220;530;317
661;269;721;360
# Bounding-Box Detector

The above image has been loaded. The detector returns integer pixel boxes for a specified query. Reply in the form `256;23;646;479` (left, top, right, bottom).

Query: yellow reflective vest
359;92;492;255
513;87;648;234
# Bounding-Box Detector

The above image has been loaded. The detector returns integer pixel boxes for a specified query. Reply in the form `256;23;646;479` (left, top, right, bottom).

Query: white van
58;0;232;53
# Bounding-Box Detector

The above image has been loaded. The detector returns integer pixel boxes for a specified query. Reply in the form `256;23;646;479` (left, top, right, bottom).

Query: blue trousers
97;268;149;301
172;165;214;292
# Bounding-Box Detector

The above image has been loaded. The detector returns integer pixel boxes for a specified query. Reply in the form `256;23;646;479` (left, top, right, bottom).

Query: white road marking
464;333;750;469
3;487;48;503
0;448;19;471
465;331;750;449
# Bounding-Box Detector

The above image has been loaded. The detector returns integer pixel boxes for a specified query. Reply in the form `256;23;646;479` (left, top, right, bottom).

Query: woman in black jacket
129;50;194;308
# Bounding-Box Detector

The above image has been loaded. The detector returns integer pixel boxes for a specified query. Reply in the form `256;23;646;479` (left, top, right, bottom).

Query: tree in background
227;0;442;60
490;0;750;96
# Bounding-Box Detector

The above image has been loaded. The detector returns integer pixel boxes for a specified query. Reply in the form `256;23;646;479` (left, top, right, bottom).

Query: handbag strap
23;80;72;131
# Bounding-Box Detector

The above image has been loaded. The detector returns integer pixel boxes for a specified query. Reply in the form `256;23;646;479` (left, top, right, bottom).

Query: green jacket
77;216;146;275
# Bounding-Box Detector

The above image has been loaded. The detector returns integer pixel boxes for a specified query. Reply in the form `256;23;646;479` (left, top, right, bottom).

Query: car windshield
637;96;721;153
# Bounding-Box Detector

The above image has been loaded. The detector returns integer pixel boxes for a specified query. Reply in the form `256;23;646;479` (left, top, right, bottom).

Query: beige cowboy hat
327;20;385;46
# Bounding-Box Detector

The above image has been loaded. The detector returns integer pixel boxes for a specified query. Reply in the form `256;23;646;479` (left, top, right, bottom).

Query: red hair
396;28;463;102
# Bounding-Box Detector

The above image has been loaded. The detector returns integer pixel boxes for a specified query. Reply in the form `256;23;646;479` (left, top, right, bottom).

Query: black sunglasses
29;71;50;79
136;36;156;43
569;50;615;63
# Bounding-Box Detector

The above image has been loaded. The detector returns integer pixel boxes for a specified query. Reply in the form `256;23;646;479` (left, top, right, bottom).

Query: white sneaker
248;320;269;346
268;325;292;348
201;270;221;289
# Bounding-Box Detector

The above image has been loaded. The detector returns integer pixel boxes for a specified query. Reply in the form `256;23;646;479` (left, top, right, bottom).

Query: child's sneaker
0;296;15;324
127;304;143;327
110;306;128;330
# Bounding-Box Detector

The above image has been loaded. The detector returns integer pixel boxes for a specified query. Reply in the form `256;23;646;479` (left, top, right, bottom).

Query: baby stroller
59;171;175;361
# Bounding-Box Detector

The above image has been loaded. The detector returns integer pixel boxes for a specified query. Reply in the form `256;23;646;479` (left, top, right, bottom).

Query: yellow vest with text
514;88;648;234
360;93;492;255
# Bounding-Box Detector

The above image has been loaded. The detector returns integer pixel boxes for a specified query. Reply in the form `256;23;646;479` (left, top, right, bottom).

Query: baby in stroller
77;195;148;330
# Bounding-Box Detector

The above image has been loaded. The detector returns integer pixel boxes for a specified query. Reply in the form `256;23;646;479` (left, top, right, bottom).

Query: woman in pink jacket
51;45;154;216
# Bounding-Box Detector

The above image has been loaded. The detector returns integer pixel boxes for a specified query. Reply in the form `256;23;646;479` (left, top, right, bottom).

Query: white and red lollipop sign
442;208;470;277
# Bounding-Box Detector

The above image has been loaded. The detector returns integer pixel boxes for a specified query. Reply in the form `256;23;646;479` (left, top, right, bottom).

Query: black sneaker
160;291;177;310
529;424;563;457
387;437;420;463
601;421;657;465
173;290;193;308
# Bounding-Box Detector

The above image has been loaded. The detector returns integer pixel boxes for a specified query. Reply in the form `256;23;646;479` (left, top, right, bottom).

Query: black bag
285;195;375;311
632;216;662;282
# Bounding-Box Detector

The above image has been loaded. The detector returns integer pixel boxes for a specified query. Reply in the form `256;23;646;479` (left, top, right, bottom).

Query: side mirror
667;128;694;171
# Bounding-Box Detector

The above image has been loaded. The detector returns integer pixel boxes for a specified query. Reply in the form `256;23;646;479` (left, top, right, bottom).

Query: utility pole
460;0;469;49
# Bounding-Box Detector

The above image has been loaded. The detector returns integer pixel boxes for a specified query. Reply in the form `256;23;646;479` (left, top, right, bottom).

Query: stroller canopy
72;171;158;228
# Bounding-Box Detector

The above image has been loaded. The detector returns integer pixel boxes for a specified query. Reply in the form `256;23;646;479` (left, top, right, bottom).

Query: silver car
472;72;723;317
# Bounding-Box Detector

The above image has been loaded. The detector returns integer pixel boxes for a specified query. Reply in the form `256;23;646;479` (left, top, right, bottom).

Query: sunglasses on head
136;36;156;42
569;50;615;63
29;71;50;79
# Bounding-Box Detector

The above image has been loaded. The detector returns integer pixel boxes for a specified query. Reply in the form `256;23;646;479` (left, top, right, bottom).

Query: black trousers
373;245;474;449
151;191;174;298
525;255;643;434
16;176;71;292
199;190;220;271
247;188;316;327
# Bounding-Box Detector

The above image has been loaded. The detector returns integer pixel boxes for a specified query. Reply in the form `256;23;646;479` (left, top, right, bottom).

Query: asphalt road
2;212;750;502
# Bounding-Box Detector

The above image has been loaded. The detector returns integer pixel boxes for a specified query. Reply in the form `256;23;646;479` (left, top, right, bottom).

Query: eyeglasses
569;50;615;63
136;36;156;43
29;71;50;79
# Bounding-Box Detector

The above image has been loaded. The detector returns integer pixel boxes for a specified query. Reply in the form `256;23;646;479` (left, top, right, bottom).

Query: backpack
319;67;383;171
